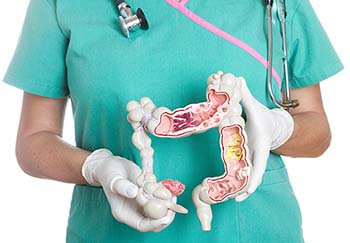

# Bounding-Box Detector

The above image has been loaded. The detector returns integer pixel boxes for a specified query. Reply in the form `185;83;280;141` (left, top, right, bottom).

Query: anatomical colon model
126;71;251;231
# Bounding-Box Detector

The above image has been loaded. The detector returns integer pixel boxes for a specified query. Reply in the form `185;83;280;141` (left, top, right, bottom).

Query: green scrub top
3;0;343;242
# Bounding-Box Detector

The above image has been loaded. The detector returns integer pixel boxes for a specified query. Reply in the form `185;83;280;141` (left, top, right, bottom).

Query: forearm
273;111;331;157
16;131;91;184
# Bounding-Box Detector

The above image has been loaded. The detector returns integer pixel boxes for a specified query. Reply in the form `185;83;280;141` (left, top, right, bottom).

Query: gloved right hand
235;79;294;202
81;148;175;232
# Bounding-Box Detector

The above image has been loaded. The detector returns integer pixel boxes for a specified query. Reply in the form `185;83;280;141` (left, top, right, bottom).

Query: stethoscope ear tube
266;1;299;109
114;0;298;109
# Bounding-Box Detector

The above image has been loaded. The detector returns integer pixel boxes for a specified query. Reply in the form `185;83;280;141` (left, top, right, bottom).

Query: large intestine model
126;71;251;231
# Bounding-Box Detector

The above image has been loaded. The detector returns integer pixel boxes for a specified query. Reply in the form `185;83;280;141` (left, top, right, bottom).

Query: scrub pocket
237;166;305;243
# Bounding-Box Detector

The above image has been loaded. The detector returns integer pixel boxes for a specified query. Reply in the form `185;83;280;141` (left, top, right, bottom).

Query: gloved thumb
235;144;270;202
240;78;264;113
246;145;270;193
110;177;139;198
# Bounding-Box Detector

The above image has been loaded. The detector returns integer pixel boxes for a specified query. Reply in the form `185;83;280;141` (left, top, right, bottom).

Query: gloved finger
115;156;142;183
137;215;174;232
148;197;177;232
110;178;139;198
109;192;176;232
239;79;266;113
235;146;269;202
108;194;167;232
240;78;257;106
246;145;270;195
109;193;138;223
152;210;176;232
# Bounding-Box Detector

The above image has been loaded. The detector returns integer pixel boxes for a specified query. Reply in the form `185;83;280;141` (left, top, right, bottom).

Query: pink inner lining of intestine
154;89;249;201
154;89;230;137
207;125;249;202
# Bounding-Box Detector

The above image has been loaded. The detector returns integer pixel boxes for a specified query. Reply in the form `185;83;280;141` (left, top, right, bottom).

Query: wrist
82;148;114;186
270;109;294;150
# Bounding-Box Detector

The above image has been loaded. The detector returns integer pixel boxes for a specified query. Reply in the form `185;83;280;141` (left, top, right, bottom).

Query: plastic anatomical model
126;71;251;231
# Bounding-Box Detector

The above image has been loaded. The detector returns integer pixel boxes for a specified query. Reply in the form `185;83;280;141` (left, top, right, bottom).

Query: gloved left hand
235;79;294;202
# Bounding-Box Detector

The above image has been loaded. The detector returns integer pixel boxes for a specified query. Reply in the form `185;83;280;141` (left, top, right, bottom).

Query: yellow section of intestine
225;133;243;163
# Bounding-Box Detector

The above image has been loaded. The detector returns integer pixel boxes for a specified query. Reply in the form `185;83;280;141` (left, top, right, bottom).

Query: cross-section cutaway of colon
126;71;251;231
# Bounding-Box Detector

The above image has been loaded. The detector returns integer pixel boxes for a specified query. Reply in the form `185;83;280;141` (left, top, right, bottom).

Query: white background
0;1;349;242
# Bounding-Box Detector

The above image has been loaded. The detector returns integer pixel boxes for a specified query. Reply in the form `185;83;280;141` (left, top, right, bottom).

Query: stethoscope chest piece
115;0;149;38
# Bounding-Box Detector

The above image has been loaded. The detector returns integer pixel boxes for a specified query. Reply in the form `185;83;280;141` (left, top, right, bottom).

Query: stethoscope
114;0;299;109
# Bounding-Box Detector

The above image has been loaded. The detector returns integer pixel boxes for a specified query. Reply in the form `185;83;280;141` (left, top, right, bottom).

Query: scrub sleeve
286;0;344;89
3;0;69;98
2;0;343;243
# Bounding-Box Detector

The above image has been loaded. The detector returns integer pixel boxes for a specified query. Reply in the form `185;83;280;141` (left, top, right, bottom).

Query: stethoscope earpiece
115;0;149;38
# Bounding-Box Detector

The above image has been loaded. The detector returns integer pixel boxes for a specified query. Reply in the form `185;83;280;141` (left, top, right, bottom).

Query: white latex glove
82;148;175;232
235;79;294;202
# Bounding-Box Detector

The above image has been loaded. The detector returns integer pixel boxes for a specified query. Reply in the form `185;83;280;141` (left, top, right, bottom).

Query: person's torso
58;0;287;165
58;1;304;242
